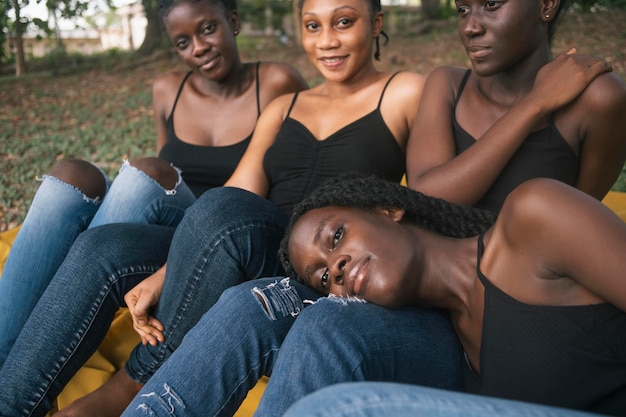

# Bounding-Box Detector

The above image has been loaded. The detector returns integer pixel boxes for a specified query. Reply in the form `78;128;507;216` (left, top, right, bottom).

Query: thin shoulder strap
255;61;261;116
285;91;300;118
169;71;193;118
454;69;472;108
377;71;401;109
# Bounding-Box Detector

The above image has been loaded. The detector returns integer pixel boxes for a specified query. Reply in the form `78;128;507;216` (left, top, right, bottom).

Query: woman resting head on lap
281;173;626;416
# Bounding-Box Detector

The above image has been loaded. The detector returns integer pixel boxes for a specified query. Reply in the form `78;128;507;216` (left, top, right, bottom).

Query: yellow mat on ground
2;189;626;414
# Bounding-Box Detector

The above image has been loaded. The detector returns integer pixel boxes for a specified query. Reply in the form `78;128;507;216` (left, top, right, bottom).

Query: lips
198;55;220;71
347;257;370;296
318;55;348;69
466;45;491;60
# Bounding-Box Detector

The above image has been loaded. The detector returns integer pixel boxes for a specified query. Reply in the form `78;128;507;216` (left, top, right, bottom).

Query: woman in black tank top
283;173;626;416
406;0;626;214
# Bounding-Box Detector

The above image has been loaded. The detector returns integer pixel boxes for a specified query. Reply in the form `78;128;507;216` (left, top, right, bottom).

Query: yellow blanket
2;190;626;414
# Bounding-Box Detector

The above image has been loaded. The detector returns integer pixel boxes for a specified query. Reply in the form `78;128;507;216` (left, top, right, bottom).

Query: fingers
133;319;166;346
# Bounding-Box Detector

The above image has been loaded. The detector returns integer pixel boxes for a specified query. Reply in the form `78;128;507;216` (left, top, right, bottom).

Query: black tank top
463;234;626;416
453;70;579;213
158;63;260;197
263;73;406;214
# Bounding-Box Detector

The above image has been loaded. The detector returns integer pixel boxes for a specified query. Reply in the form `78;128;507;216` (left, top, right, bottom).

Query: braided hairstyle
159;0;237;21
298;0;389;61
279;173;497;282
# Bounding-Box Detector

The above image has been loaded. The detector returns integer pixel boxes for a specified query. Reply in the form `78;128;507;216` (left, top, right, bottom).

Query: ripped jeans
0;160;196;366
120;278;463;417
0;187;288;417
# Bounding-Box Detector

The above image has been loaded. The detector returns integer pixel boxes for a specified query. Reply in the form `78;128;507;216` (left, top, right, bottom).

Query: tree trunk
292;0;300;45
137;0;167;56
12;0;26;76
422;0;440;20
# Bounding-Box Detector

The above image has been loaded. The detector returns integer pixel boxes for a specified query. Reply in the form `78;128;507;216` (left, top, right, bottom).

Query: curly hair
278;173;497;283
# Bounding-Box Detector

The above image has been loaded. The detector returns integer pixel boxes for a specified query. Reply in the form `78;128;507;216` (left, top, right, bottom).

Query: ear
379;207;405;223
372;10;384;38
540;0;560;21
230;10;241;34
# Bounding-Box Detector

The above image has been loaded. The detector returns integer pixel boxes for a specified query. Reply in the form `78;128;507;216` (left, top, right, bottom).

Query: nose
317;27;340;50
328;254;349;287
191;36;210;57
461;9;485;38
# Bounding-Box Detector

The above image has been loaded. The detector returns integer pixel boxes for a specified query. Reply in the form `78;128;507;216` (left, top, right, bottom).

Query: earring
234;29;240;35
545;14;550;18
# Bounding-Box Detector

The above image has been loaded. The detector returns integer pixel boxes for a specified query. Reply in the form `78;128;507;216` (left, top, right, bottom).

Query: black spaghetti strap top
158;62;260;197
464;234;626;415
453;70;579;213
263;73;406;214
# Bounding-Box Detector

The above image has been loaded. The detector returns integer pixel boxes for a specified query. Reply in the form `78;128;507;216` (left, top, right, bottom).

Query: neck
410;230;479;312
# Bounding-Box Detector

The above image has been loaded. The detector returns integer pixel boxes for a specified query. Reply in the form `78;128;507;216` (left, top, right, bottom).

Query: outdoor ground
1;9;625;231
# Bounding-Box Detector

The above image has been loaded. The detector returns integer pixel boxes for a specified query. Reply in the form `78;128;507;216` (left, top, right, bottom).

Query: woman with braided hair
281;173;626;416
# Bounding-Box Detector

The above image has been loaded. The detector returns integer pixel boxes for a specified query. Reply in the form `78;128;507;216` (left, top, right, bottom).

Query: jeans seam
134;220;286;381
27;266;161;416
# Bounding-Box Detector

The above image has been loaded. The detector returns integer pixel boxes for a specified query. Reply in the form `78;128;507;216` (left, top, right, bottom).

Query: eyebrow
313;214;334;245
302;5;359;17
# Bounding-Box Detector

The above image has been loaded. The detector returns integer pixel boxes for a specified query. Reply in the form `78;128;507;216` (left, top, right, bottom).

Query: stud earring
545;14;550;18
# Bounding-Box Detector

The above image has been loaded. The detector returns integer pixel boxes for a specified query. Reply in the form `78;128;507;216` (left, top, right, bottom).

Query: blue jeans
283;383;605;417
0;161;195;365
120;279;462;417
0;187;288;417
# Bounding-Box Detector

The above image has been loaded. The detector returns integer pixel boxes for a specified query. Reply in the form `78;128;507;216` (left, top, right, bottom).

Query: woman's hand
124;264;167;346
530;48;612;113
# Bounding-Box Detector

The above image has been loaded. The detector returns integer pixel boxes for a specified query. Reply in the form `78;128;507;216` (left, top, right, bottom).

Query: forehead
301;0;372;15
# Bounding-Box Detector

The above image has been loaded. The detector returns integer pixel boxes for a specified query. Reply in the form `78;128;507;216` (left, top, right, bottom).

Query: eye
332;227;344;248
320;270;330;290
336;18;353;28
202;23;217;35
484;1;502;10
175;38;189;50
304;21;320;32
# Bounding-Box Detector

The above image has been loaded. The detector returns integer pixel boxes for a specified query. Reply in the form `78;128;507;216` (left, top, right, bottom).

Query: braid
279;173;496;281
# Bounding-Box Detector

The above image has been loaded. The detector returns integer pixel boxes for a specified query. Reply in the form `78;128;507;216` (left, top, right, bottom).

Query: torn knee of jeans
252;278;305;321
134;383;185;415
321;293;368;306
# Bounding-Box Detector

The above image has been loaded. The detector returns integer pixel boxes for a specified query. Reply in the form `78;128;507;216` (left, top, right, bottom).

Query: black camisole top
464;234;626;416
263;73;406;214
158;63;260;197
453;70;579;213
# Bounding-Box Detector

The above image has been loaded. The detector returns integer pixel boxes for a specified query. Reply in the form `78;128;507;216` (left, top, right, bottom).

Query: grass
1;9;626;232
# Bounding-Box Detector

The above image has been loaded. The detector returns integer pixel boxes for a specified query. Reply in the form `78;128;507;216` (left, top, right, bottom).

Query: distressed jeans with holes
0;187;288;417
121;278;463;417
0;161;195;367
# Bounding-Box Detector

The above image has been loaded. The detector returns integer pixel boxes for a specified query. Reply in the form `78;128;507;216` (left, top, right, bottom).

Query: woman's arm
500;178;626;312
573;73;626;200
224;94;296;196
407;52;613;206
152;72;181;153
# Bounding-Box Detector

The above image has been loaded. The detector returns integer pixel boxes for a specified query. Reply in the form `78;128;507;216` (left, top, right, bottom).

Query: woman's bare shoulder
256;61;308;90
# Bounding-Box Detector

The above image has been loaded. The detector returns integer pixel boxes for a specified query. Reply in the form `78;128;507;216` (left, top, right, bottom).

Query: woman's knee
49;158;107;200
129;157;178;190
